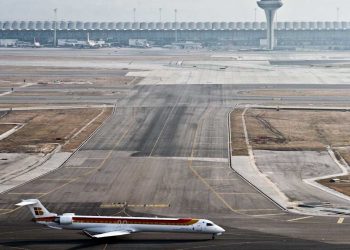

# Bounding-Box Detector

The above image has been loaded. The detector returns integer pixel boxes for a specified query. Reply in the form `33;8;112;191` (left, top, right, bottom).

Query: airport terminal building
1;21;350;49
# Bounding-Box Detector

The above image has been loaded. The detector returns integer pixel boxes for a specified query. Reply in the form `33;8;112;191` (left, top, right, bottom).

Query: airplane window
206;223;214;227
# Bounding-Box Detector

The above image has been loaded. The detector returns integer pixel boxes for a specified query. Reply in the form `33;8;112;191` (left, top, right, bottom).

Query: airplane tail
16;199;57;218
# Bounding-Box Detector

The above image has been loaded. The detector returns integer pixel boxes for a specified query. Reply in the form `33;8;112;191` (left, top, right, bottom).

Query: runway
0;49;350;249
0;83;350;249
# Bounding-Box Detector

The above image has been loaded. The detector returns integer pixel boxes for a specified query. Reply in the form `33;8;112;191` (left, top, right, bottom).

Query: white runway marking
337;217;345;224
287;216;313;222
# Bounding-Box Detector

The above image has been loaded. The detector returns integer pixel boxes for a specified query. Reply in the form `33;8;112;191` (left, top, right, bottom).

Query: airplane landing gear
212;234;216;240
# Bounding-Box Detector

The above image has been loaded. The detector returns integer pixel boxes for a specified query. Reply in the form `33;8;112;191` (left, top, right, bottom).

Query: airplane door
195;222;203;232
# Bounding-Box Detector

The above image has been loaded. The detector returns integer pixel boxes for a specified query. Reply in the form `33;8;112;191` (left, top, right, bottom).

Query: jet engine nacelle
59;213;75;225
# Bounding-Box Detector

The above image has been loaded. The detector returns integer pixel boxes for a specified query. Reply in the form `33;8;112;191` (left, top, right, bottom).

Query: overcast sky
1;0;349;22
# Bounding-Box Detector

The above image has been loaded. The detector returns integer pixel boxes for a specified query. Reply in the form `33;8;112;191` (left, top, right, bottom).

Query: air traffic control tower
257;0;283;50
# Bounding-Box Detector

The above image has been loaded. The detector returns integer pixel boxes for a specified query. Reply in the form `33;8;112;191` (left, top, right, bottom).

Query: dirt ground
318;177;350;196
244;109;350;151
321;146;350;196
0;104;82;109
62;108;112;152
9;91;114;97
230;108;350;196
0;54;216;63
0;66;141;88
337;147;350;166
0;108;112;153
240;89;350;97
0;124;16;135
230;109;248;156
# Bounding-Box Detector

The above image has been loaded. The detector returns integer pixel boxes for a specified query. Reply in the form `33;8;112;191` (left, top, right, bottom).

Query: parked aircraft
76;33;104;49
32;38;42;48
16;199;225;239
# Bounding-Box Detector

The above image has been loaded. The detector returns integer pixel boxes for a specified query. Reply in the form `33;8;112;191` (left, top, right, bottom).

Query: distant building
0;39;18;47
171;41;203;50
1;21;350;49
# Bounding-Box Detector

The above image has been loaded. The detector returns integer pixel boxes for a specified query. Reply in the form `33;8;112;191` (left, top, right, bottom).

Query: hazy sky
1;0;349;22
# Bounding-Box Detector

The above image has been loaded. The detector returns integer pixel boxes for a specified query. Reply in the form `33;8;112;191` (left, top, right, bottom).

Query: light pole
159;8;162;22
174;9;178;42
53;8;57;47
337;7;340;22
254;8;257;22
133;8;136;23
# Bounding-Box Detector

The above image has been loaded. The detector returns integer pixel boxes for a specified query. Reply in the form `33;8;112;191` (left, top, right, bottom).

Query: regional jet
16;199;225;239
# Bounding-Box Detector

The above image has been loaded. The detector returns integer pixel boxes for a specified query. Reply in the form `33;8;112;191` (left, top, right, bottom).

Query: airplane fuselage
36;214;224;236
17;199;225;239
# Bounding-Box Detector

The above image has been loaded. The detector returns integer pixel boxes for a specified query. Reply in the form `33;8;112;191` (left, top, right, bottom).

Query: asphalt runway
0;83;350;249
2;84;350;107
0;48;350;248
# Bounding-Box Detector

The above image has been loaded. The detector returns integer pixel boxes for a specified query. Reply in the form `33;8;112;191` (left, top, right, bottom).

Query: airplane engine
59;213;75;225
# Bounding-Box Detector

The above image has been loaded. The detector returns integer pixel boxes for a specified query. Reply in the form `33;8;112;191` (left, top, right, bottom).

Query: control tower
257;0;283;50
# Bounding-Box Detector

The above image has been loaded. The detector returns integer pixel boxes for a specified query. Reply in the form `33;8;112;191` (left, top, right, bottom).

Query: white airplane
32;38;41;48
16;199;225;239
76;33;102;49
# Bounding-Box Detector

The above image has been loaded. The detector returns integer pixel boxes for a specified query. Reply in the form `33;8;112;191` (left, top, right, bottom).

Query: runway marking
176;241;275;250
0;228;43;236
186;113;241;215
196;136;225;139
192;149;223;152
205;178;239;181
149;87;187;157
63;106;107;145
0;112;134;216
9;246;31;250
252;213;286;217
101;203;170;208
148;156;228;163
7;192;47;195
337;217;345;224
192;166;226;169
287;216;314;222
37;117;134;200
196;142;225;145
65;167;97;169
102;244;108;250
40;178;74;181
218;192;261;195
236;208;278;211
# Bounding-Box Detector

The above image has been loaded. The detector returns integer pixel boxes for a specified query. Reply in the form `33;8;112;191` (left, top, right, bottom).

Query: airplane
76;33;103;49
16;199;225;239
32;38;42;48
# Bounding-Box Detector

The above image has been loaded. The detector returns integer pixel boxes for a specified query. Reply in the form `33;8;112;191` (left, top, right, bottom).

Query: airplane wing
84;230;132;238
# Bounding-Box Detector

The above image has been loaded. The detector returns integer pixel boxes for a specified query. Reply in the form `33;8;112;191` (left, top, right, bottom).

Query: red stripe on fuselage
35;216;198;226
72;217;198;226
34;216;56;222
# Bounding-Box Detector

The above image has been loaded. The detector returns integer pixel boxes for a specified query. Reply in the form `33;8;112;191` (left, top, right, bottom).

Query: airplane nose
217;226;225;233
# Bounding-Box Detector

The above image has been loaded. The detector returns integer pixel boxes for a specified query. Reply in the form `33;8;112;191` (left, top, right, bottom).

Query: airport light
53;8;57;47
133;8;136;23
254;8;257;22
174;9;178;42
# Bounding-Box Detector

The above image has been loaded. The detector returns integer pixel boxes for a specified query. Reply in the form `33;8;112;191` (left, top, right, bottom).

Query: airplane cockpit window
206;223;214;227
